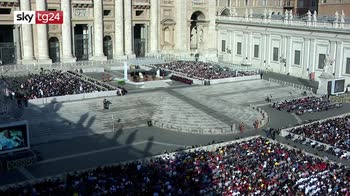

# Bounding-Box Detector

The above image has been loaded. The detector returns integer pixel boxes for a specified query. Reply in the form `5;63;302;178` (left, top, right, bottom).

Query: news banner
14;11;63;24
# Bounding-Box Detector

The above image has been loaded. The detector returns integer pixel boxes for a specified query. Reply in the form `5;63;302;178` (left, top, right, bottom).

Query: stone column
150;0;158;54
13;25;22;63
175;0;187;53
303;38;310;78
36;0;52;64
91;0;107;61
88;24;93;58
286;36;292;74
124;0;133;57
114;0;124;58
330;41;337;75
61;0;76;63
261;33;267;68
309;39;316;73
20;0;36;64
265;34;271;69
248;32;253;64
335;41;343;78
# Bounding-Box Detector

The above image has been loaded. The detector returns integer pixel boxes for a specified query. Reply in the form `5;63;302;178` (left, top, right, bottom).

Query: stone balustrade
216;15;350;30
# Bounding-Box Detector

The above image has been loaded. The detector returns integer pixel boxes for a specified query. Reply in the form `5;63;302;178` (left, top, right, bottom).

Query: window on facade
103;10;111;16
254;45;259;58
0;8;11;14
245;0;248;6
237;42;242;55
299;0;304;7
346;58;350;74
273;47;279;61
136;10;144;16
222;40;226;52
318;54;326;69
294;50;301;65
262;0;267;6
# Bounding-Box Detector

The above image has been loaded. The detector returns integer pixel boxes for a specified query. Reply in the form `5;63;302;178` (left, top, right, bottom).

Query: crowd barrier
268;78;316;93
170;75;194;85
280;112;350;153
28;90;118;105
209;75;260;84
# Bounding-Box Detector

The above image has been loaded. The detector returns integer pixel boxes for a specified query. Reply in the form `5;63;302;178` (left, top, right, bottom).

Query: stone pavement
1;79;350;187
16;79;309;145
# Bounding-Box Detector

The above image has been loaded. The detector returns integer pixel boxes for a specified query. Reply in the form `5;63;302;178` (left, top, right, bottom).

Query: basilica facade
0;0;349;85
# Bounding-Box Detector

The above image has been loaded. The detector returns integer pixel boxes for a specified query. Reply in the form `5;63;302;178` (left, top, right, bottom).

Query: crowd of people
155;61;258;80
287;115;350;160
1;137;349;195
170;75;193;85
1;69;127;99
272;96;341;115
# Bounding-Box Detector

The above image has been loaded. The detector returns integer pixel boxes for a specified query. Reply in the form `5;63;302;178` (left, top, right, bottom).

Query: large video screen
334;79;345;93
0;121;29;154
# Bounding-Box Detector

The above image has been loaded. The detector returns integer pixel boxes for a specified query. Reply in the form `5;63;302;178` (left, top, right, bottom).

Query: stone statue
139;72;144;79
341;10;345;23
321;54;334;78
313;11;317;22
198;25;204;43
190;26;198;48
249;9;253;18
335;11;339;22
285;10;289;20
307;10;312;21
289;10;293;20
263;9;267;19
156;69;160;78
268;9;272;19
245;8;249;18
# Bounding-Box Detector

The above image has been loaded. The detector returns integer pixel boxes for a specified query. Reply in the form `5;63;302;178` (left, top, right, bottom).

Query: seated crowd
155;61;257;80
272;96;341;115
288;115;350;160
1;69;127;99
1;137;349;195
170;75;193;85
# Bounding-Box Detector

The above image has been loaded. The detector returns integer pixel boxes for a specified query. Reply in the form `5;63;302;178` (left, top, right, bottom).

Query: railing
268;78;316;93
216;15;350;30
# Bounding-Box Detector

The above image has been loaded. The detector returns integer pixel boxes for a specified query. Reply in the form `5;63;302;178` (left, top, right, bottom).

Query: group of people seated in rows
1;137;349;195
155;61;258;80
170;75;193;85
288;115;350;160
272;96;341;115
1;69;127;100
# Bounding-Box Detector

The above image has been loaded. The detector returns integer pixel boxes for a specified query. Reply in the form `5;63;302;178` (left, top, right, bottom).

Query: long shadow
0;94;154;187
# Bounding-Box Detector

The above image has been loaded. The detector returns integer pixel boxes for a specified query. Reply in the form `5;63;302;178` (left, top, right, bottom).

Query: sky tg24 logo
14;11;63;24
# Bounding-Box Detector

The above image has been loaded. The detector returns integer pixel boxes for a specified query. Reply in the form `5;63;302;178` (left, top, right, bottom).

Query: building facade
0;0;350;87
318;0;350;16
284;0;318;16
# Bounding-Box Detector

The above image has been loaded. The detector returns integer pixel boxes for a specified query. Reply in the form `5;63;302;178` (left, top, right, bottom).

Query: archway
190;11;205;50
221;8;230;16
48;37;60;63
103;36;113;60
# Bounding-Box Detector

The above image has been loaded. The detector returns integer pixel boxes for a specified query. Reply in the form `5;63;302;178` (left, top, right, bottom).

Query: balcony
0;0;19;7
72;0;92;8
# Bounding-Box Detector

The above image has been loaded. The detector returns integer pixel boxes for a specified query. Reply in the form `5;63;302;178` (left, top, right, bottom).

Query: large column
261;33;267;68
265;34;271;70
36;0;52;64
303;38;310;78
20;0;36;64
124;0;134;57
91;0;107;61
335;41;343;78
149;0;158;54
248;32;253;64
13;25;22;64
88;24;93;58
175;0;187;53
114;0;124;58
330;41;337;75
309;39;316;73
286;36;292;74
61;0;76;63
